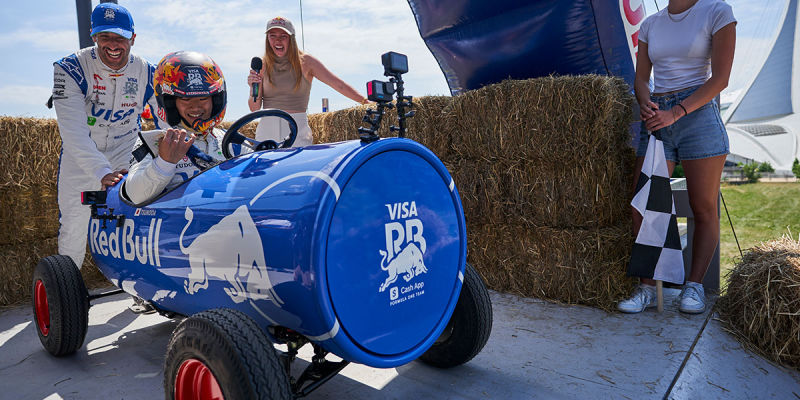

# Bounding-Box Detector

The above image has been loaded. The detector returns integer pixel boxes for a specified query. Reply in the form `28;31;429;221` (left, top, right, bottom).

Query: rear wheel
419;263;493;368
31;255;89;356
164;308;291;400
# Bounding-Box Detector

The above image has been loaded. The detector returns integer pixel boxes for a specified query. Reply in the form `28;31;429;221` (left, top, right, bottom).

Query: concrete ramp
1;290;798;399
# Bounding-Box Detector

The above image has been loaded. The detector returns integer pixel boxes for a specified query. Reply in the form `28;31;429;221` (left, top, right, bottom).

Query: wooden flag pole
656;280;664;312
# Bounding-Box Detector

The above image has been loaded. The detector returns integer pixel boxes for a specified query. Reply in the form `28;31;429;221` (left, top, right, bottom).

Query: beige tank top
262;57;311;113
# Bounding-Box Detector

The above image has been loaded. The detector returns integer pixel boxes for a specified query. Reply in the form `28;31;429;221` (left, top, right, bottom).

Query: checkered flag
628;132;684;284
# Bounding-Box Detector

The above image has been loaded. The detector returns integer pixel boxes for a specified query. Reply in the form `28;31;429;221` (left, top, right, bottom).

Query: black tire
419;263;493;368
31;255;89;356
164;308;291;400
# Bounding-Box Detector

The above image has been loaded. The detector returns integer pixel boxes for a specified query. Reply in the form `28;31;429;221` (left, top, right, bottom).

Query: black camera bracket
359;52;415;142
82;190;125;229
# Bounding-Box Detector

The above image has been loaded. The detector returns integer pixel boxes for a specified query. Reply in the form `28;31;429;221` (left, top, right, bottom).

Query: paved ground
1;289;799;400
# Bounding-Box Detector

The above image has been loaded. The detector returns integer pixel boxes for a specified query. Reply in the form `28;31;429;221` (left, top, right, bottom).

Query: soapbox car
31;52;492;399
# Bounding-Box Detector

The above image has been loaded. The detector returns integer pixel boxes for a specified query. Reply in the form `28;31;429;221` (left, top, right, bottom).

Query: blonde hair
263;31;304;91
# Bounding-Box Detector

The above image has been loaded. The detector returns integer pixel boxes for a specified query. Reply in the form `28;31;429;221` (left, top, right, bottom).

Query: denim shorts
635;86;729;162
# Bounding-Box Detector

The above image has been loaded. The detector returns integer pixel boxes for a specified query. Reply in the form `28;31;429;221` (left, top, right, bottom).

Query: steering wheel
221;109;298;159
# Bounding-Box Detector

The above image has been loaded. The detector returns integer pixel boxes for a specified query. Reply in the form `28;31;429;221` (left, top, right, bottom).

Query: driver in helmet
124;51;232;204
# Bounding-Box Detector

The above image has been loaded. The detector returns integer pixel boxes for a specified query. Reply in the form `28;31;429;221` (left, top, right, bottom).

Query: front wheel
31;255;89;356
418;263;493;368
164;308;291;400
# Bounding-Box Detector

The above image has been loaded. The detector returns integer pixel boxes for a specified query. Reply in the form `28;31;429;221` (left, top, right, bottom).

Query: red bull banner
407;0;645;92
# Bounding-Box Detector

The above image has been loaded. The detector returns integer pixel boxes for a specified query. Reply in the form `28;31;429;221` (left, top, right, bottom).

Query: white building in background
724;0;800;172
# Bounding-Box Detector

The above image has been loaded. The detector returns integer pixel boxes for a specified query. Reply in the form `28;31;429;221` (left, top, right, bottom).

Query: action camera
367;80;394;102
382;52;408;75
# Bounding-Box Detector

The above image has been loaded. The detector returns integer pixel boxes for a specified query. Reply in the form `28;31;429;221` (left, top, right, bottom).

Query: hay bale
0;184;59;245
0;117;61;188
218;120;257;138
310;76;635;230
307;109;333;143
308;96;455;158
450;153;634;228
0;237;110;306
310;103;367;143
468;223;635;311
449;76;633;165
142;118;156;131
718;236;800;371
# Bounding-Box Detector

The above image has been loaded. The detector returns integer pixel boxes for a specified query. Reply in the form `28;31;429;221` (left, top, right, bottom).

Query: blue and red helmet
154;51;226;133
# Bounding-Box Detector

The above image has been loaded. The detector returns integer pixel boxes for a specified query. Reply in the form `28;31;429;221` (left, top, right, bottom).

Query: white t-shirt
640;0;736;93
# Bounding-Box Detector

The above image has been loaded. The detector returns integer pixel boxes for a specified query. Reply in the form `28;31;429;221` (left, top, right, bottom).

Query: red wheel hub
175;359;224;400
34;280;50;336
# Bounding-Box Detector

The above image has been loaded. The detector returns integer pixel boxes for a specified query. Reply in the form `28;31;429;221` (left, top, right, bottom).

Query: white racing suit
52;47;163;268
124;126;227;204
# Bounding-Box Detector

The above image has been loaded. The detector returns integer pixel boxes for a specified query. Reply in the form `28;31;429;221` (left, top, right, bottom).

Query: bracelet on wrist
677;103;688;116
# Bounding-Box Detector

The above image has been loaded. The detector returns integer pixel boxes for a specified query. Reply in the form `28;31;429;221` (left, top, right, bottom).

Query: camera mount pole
359;52;413;141
359;101;393;143
388;74;414;138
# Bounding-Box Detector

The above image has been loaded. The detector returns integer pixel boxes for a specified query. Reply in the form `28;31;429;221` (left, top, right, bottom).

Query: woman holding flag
619;0;736;314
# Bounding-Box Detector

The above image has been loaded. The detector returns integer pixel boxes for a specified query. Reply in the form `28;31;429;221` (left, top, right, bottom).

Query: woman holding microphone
247;16;368;147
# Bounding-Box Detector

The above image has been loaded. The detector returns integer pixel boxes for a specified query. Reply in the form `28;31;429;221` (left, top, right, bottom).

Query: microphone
250;57;262;102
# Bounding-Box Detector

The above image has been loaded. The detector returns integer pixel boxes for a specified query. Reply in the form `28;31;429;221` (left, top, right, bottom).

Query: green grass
719;182;800;278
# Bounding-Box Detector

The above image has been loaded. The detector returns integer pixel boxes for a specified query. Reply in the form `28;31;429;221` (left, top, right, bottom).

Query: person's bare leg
632;156;676;286
681;154;726;283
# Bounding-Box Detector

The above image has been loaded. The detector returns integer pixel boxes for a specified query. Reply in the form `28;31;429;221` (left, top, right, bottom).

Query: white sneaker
617;284;657;313
679;282;706;314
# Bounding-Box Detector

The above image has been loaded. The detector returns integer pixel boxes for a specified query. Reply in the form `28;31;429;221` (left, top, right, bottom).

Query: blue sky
0;0;787;119
0;0;448;119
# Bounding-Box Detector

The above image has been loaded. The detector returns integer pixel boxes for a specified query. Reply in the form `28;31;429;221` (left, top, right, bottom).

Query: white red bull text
89;217;162;267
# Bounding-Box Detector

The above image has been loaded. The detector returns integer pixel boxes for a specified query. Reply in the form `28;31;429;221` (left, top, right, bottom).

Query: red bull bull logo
179;205;283;307
379;201;428;304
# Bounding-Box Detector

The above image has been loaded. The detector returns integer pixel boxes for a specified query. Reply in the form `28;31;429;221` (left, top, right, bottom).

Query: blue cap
90;3;134;39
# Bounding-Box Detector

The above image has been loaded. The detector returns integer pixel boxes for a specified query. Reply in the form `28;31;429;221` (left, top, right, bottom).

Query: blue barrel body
90;138;467;368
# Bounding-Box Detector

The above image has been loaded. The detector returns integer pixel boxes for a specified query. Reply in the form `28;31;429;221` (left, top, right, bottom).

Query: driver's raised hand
158;128;195;164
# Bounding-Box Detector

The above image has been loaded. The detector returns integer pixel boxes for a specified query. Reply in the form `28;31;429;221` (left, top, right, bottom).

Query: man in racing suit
124;51;229;204
52;3;162;268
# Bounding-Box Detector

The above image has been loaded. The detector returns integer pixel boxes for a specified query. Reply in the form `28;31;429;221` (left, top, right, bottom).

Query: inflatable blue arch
407;0;647;95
